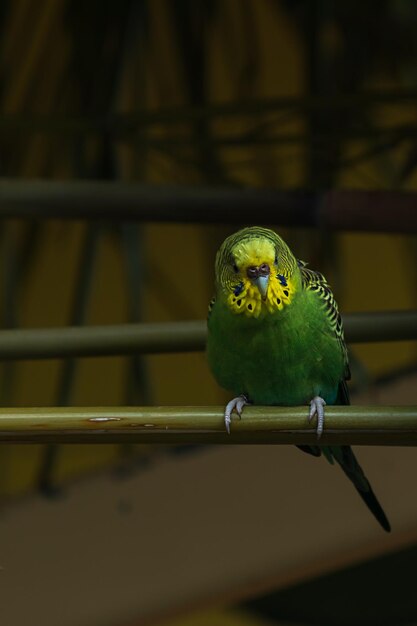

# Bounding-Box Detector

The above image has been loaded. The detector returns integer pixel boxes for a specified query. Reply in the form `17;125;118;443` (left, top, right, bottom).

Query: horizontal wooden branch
0;311;414;360
0;406;416;445
1;179;417;232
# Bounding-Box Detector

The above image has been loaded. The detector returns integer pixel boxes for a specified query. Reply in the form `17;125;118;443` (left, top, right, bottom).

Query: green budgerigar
207;226;390;532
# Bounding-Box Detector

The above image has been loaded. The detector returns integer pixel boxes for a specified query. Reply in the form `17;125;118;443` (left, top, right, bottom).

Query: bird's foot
308;396;326;439
224;395;249;434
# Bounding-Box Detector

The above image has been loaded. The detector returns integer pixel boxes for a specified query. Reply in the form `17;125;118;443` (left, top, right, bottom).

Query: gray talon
224;395;249;434
225;416;231;435
309;396;326;439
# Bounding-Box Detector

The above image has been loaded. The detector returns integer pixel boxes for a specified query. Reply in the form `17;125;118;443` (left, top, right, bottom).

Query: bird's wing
297;263;390;531
299;259;350;384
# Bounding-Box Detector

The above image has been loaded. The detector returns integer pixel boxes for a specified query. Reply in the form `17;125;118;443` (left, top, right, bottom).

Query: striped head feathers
215;226;299;318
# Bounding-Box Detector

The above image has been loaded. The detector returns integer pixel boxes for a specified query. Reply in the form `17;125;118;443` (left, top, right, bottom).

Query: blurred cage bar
0;180;417;231
0;311;414;359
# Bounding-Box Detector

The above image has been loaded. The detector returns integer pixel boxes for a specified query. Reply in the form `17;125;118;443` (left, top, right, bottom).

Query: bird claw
309;396;326;439
224;395;249;434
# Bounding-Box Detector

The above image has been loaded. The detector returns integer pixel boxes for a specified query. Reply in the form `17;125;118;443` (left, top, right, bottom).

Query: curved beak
253;275;269;300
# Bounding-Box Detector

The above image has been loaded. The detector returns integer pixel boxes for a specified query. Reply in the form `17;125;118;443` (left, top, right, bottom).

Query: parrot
207;226;390;532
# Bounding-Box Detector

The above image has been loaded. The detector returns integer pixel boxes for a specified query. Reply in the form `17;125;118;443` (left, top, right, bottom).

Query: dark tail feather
335;446;391;532
299;383;390;530
334;381;390;531
296;444;321;457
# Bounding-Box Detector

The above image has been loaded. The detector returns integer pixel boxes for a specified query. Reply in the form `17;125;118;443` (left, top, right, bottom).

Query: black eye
274;254;278;266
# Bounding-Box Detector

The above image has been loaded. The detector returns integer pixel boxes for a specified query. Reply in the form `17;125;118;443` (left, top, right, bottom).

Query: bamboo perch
0;406;416;445
0;311;414;360
1;179;417;232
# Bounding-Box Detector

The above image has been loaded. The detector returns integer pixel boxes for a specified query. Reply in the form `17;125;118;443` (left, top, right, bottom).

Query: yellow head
215;226;299;318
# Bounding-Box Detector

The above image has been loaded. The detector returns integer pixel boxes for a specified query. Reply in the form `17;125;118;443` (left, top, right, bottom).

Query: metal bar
0;311;414;360
1;90;417;133
0;405;416;445
8;126;413;148
0;320;205;359
1;180;417;232
344;310;417;343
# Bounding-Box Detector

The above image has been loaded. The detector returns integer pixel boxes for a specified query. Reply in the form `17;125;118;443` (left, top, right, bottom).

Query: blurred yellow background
1;2;417;625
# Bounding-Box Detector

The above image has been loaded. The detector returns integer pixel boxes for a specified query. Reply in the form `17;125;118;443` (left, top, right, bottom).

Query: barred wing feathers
299;259;350;384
